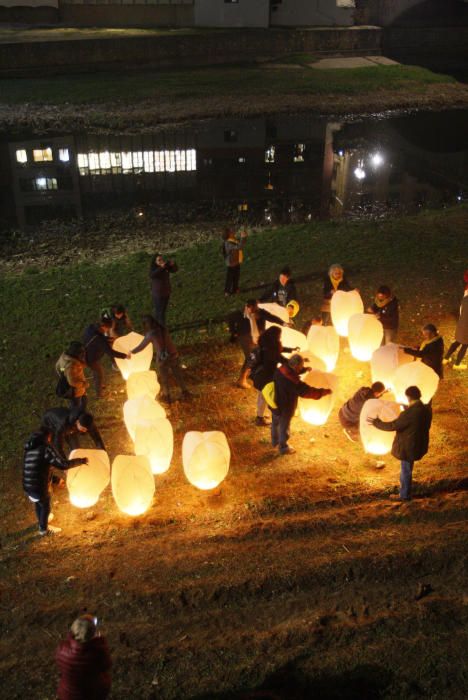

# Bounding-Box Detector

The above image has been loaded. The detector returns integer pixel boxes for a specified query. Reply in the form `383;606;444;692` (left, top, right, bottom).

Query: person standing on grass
368;285;400;344
321;263;353;326
23;427;87;536
261;266;298;307
82;318;129;399
339;381;387;442
370;385;432;502
403;323;444;378
149;253;178;326
444;294;468;370
42;408;105;459
223;227;247;296
55;341;89;417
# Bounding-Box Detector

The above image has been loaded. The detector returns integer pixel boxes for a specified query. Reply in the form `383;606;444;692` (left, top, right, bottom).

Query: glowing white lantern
360;399;401;455
258;302;290;324
299;350;327;373
392;362;439;405
182;431;230;490
111;455;154;516
348;313;383;362
113;331;153;380
370;343;413;392
134;418;173;475
123;395;166;441
331;290;364;337
67;449;110;508
298;370;337;426
126;370;160;401
306;325;340;372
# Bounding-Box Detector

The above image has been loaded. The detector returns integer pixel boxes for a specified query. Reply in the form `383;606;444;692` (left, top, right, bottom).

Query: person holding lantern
82;318;130;398
149;253;178;326
402;324;444;378
339;381;387;442
443;293;468;370
321;263;353;325
368;286;399;344
42;408;105;459
223;227;247;296
55;341;89;417
261;266;298;307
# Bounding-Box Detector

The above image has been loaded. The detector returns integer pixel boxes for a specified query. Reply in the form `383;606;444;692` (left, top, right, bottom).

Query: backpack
55;370;73;399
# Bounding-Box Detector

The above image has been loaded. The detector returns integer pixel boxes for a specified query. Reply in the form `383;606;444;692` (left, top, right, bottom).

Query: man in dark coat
23;428;87;535
339;381;386;441
368;285;399;344
261;266;298;307
149;253;178;326
42;408;105;459
403;323;444;378
371;385;432;501
272;354;331;455
83;319;129;398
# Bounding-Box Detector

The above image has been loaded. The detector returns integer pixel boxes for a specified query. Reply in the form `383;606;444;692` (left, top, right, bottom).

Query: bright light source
16;149;27;164
371;152;384;168
59;148;70;163
337;149;345;157
36;178;47;189
354;167;366;180
457;194;462;202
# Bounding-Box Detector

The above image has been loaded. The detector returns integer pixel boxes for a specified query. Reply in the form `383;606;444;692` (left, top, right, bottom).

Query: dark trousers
70;395;87;420
446;341;467;364
400;460;414;500
29;494;51;532
271;410;291;452
88;360;104;397
157;356;187;399
153;295;169;327
225;265;241;295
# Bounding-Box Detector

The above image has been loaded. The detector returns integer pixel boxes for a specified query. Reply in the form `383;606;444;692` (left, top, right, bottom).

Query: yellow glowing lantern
123;395;166;442
370;343;413;392
67;449;110;508
306;325;340;372
331;290;364;337
348;313;383;362
359;399;401;455
258;302;290;324
298;370;337;426
299;350;327;373
392;362;439;405
182;431;230;490
126;370;160;401
134;418;173;475
113;331;153;380
111;455;154;516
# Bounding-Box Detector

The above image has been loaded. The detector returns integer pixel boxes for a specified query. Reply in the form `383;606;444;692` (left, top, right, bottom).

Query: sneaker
280;446;296;456
453;363;467;370
255;416;270;426
375;461;386;469
39;525;62;536
343;428;357;443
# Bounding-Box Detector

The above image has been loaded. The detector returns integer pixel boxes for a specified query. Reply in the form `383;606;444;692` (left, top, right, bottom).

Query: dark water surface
1;109;467;231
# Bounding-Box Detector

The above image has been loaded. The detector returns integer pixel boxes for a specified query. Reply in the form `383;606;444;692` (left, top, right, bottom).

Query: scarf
245;310;259;344
419;335;440;351
373;295;393;309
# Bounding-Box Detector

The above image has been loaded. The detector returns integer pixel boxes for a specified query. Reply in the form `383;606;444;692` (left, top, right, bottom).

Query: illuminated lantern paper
392;362;439;405
298;370;337;426
124;395;166;441
111;455;154;516
126;370;160;401
113;331;153;380
360;399;401;456
134;418;173;475
299;350;327;373
182;431;230;490
306;325;340;372
331;290;364;337
370;343;413;392
348;313;383;362
258;302;290;324
67;449;110;508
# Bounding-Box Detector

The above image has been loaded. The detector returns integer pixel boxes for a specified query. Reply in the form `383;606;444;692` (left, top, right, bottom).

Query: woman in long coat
444;295;468;369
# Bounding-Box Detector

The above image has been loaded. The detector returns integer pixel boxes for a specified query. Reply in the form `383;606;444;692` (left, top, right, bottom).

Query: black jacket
83;324;127;366
403;336;444;378
273;365;328;419
373;400;432;462
370;297;399;330
323;276;352;300
261;279;298;306
249;343;290;390
149;260;178;299
42;407;105;459
227;308;286;339
339;387;374;427
23;432;83;499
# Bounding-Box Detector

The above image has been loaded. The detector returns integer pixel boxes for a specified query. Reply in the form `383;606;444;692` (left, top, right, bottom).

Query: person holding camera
149;253;178;326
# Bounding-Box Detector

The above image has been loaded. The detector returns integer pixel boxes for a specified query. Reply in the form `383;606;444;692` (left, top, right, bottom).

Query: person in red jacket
56;614;112;700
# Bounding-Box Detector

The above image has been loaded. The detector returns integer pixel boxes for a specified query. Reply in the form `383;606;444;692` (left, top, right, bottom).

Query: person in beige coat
56;341;89;415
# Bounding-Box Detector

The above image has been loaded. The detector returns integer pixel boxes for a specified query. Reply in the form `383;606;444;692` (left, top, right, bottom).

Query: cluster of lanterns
66;331;230;517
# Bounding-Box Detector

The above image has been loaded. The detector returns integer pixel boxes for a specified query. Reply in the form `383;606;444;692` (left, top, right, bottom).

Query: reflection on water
0;110;467;230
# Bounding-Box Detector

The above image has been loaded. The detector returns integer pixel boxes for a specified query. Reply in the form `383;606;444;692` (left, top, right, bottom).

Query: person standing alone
149;253;178;326
223;228;247;296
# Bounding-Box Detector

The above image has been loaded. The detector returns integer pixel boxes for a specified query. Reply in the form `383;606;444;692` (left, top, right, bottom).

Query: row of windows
76;149;197;175
16;148;70;164
19;176;74;192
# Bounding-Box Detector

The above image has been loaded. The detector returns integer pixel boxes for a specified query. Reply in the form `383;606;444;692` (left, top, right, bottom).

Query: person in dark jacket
403;323;444;378
321;263;353;325
23;428;87;535
339;381;386;441
368;286;399;344
56;613;111;700
149;253;178;326
444;294;468;370
228;299;291;389
83;319;129;398
272;354;332;455
261;266;298;307
42;408;105;459
248;325;292;426
371;385;432;501
131;315;190;403
223;227;247;296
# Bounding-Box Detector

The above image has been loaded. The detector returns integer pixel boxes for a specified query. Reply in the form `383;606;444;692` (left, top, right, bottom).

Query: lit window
186;149;196;171
336;0;355;7
34;177;58;190
16;149;28;164
165;151;176;173
122;152;133;173
88;153;100;172
143;151;154;173
110;152;122;172
154;151;165;172
238;157;246;164
293;144;305;163
76;148;197;176
265;146;275;163
59;148;70;163
99;151;111;171
77;153;89;175
33;148;53;162
132;152;143;171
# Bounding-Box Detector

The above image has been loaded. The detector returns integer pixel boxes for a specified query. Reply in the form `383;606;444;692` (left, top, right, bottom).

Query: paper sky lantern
370;343;413;391
258;302;290;324
67;449;110;508
331;290;364;337
306;324;340;372
126;370;160;401
124;395;166;441
299;350;327;373
182;431;230;490
113;331;153;380
298;370;337;426
134;418;173;475
360;399;401;455
392;362;439;405
111;455;155;516
348;313;383;362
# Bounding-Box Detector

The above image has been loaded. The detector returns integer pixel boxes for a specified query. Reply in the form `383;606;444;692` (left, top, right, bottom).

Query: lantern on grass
299;350;327;373
258;302;290;324
126;370;160;401
298;370;337;426
111;455;154;516
392;362;439;405
348;313;383;362
306;324;340;372
360;399;401;455
331;290;364;337
182;431;230;490
370;343;413;392
124;395;166;441
134;418;173;475
113;331;153;380
67;449;110;508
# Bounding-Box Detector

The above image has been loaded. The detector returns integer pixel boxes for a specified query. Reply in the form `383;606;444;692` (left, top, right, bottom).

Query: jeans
445;341;467;365
88;360;104;397
257;391;266;418
153;295;170;327
225;265;241;295
271;411;291;451
400;460;414;500
29;494;51;532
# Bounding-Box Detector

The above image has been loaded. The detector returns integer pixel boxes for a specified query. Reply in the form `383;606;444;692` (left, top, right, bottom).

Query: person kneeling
339;381;386;442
